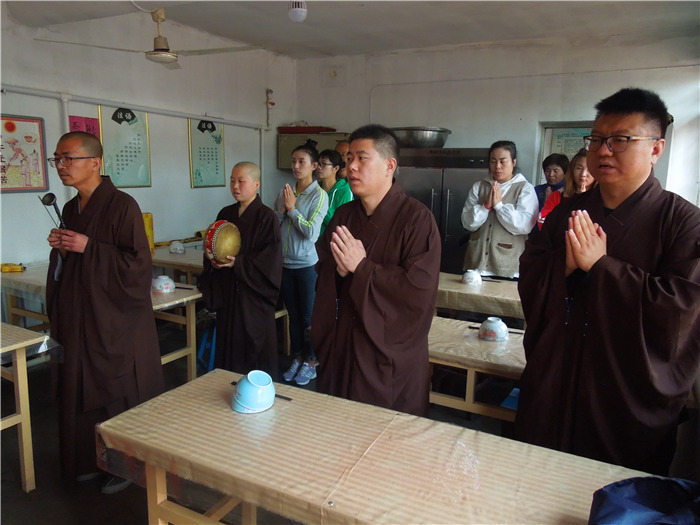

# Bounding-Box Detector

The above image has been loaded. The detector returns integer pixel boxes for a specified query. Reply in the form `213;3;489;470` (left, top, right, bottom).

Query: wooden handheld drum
203;220;241;264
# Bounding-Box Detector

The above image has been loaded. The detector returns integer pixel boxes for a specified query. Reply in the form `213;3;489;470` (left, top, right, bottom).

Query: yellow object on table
142;212;154;253
2;263;25;272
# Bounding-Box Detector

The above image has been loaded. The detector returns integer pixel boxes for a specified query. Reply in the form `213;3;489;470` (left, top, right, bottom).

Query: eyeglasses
319;162;335;167
48;156;97;168
583;135;659;153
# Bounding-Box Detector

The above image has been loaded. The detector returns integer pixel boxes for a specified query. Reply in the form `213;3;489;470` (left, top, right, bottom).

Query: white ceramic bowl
478;316;509;342
231;370;275;414
461;269;482;286
169;241;186;254
152;275;175;294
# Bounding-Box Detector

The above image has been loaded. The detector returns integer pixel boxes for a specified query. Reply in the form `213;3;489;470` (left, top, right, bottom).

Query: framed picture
189;119;225;188
540;121;593;161
0;114;49;192
98;105;151;187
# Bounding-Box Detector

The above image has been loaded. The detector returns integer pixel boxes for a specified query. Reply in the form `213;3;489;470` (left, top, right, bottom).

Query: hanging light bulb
288;1;307;23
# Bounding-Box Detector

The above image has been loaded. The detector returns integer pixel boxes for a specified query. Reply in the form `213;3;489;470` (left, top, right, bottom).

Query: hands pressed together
331;225;366;277
565;209;607;276
47;228;88;257
485;182;502;209
282;184;296;213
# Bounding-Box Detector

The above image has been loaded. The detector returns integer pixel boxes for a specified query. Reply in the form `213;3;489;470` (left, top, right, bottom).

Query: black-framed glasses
583;135;659;153
48;156;97;168
318;162;335;167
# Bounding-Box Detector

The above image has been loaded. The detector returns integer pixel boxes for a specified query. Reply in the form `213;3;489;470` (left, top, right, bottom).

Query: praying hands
330;225;366;277
565;209;607;276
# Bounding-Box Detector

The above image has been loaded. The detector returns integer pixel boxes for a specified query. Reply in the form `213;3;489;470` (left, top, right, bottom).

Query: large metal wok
390;127;452;148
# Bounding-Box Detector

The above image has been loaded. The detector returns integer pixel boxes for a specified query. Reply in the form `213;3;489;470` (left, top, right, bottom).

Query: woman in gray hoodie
274;140;328;386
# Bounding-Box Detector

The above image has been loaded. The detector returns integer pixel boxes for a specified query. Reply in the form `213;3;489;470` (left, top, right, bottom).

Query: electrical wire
130;1;156;14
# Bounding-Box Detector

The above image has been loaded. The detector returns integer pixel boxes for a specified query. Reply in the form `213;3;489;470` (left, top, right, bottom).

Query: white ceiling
5;1;700;59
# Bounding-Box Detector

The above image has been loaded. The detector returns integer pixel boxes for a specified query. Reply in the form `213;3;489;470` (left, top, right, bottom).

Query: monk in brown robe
46;132;164;491
516;88;700;475
312;125;441;416
198;162;282;379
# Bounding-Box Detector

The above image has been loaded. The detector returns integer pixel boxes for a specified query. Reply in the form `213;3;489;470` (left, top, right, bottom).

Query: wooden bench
428;316;525;422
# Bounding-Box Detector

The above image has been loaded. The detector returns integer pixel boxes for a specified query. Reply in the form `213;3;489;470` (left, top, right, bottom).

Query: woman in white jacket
461;140;538;278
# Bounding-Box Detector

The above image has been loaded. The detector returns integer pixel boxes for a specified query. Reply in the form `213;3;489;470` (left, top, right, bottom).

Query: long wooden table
1;323;48;492
151;245;291;355
429;316;525;422
96;369;648;525
1;264;201;381
437;272;524;320
151;246;207;285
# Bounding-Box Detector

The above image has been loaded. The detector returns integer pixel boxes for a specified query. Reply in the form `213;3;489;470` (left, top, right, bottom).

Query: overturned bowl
461;269;482;286
169;241;186;254
231;370;275;414
478;317;509;342
152;275;175;294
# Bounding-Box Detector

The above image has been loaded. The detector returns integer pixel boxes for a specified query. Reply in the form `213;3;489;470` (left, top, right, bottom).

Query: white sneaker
294;362;317;386
283;359;301;381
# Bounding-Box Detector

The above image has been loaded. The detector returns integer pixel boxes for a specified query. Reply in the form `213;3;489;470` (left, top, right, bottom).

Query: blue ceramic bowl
231;370;275;413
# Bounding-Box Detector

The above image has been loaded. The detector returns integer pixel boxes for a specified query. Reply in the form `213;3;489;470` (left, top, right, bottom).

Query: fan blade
161;61;182;70
178;45;258;57
34;38;142;54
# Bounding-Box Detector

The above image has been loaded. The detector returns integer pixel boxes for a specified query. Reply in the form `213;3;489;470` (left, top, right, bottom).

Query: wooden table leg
146;464;169;525
242;502;257;525
185;301;197;381
13;346;35;492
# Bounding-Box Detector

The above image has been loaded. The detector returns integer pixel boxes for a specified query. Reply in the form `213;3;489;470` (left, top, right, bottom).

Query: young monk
198;162;283;379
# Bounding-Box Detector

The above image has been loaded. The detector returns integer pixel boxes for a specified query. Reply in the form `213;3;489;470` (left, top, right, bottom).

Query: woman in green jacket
316;149;353;235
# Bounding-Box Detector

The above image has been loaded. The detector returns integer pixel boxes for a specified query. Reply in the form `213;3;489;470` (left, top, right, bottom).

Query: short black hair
319;149;344;168
348;124;399;161
488;140;517;161
59;131;103;157
594;88;671;138
542;153;569;173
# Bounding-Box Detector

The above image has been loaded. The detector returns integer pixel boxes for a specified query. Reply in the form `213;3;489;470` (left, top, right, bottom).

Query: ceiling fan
34;7;257;70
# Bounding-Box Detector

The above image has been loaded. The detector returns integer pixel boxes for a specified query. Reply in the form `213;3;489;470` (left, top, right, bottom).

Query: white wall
296;35;700;201
2;9;699;267
1;10;296;264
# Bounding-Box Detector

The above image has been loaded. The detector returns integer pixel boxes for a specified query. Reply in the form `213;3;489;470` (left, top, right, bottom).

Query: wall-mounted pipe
1;84;264;131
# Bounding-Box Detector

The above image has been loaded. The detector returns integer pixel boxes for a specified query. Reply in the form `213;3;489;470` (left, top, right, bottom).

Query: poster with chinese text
99;106;151;187
189;119;225;188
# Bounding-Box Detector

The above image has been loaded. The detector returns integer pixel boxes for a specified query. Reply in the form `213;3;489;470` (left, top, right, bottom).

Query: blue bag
589;476;700;524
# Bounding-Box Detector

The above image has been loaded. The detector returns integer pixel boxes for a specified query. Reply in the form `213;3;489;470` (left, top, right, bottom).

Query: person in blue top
316;149;353;235
274;139;328;386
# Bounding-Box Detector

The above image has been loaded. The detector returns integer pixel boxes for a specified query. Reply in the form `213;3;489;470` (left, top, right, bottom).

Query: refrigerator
396;148;490;274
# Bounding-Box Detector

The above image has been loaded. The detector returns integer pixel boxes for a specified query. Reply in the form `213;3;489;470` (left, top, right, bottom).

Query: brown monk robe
312;181;441;416
47;176;164;482
198;194;282;379
517;89;700;476
516;176;700;475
